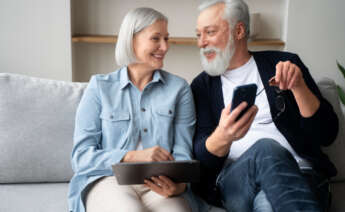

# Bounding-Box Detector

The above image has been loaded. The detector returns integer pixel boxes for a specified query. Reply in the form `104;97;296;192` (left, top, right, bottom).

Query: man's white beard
200;37;235;76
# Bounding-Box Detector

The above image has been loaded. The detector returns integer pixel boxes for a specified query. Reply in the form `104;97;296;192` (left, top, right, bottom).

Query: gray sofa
0;73;344;212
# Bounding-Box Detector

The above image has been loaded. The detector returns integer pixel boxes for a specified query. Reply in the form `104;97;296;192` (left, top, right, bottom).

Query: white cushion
0;73;87;183
318;78;345;181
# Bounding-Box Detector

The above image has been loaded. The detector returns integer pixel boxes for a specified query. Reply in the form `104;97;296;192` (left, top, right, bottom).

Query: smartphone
230;84;258;121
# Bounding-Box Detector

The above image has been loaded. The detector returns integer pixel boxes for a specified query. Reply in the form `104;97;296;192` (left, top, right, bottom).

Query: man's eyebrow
196;25;215;32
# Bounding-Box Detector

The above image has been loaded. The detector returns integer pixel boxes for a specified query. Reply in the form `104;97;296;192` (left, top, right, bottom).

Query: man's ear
235;22;246;40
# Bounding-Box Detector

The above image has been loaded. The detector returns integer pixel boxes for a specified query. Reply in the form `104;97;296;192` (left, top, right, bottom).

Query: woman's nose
159;39;169;52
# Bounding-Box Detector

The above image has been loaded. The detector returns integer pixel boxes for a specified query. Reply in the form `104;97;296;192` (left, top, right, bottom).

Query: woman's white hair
199;0;250;37
115;7;168;67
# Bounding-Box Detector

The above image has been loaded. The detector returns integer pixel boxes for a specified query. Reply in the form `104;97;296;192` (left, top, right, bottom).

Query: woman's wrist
174;183;187;195
122;150;136;162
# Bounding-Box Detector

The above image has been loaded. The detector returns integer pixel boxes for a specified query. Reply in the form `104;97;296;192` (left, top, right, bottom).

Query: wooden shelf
72;35;285;46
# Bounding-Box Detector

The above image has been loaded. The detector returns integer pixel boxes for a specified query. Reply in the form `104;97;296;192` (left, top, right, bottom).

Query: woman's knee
85;176;147;212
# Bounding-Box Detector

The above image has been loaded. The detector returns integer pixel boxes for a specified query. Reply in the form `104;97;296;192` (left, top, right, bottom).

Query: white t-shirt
221;56;310;168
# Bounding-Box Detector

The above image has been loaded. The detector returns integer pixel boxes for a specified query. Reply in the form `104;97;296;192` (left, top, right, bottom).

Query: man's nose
197;34;208;48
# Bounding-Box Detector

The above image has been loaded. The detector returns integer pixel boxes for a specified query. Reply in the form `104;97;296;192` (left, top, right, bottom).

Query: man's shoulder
192;71;208;84
252;50;299;62
191;71;218;88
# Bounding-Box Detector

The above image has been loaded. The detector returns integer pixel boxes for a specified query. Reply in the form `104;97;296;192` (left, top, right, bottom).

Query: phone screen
230;84;258;121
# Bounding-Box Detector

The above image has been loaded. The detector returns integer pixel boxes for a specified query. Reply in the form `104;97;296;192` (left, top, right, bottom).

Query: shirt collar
119;67;131;89
119;67;165;90
152;69;165;84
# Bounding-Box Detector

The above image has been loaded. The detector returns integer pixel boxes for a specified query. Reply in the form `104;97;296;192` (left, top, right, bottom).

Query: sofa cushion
0;73;87;183
0;183;69;212
318;78;345;181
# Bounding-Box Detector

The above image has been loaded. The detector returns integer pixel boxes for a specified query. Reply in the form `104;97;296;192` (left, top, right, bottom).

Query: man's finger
233;105;258;131
235;107;257;137
288;67;298;89
228;102;248;123
223;103;231;115
275;62;283;83
286;65;294;87
281;62;289;90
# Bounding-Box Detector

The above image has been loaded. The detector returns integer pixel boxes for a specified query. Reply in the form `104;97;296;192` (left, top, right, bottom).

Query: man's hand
206;102;258;157
272;60;320;117
122;146;174;162
144;176;186;197
272;60;305;91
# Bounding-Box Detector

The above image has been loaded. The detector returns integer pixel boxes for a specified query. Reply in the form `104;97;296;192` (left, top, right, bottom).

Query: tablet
112;160;200;185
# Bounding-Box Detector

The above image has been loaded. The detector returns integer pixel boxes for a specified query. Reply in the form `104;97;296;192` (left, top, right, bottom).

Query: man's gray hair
199;0;250;37
115;7;168;67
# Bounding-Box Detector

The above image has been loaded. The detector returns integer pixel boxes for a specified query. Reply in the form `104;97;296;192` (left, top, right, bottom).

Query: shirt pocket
100;110;131;147
153;106;175;150
156;107;175;118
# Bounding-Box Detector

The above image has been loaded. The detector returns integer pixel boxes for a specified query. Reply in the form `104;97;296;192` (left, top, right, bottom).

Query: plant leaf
337;85;345;106
336;60;345;79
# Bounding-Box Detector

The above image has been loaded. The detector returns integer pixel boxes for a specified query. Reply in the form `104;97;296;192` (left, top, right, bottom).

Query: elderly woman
68;7;196;212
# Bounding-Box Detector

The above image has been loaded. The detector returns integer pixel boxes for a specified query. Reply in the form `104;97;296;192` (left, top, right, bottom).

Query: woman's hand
122;146;174;162
144;176;186;197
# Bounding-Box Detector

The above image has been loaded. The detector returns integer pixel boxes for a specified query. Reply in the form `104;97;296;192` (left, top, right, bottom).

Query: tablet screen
112;160;200;185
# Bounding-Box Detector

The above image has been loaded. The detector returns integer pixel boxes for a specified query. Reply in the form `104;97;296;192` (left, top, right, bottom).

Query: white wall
286;0;345;87
0;0;72;81
4;0;344;86
72;0;288;83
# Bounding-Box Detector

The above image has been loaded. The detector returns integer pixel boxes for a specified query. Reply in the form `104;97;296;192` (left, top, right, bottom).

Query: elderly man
191;0;339;211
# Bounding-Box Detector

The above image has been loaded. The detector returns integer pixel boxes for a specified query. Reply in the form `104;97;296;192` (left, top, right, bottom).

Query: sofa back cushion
0;74;344;183
318;78;345;181
0;73;87;183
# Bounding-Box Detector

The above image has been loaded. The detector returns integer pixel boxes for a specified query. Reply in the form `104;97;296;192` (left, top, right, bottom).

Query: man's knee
251;138;294;160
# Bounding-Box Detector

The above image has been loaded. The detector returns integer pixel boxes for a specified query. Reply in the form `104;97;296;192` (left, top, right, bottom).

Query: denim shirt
68;67;196;212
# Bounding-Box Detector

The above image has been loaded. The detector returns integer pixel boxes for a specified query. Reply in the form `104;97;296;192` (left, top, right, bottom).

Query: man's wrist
205;127;232;157
291;80;308;95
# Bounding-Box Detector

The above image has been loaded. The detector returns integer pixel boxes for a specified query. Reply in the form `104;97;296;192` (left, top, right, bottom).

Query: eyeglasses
256;86;286;125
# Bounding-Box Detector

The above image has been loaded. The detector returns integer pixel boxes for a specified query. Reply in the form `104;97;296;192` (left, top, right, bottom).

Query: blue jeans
216;138;321;212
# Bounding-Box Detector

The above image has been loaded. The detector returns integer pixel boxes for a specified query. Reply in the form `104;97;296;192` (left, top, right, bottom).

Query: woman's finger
151;177;166;188
158;176;175;188
157;148;174;161
144;179;162;192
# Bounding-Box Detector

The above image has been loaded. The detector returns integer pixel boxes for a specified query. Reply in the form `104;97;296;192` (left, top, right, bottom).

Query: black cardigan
190;51;339;206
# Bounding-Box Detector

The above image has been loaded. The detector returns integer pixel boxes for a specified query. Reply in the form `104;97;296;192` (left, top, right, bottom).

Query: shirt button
169;110;172;114
143;128;148;133
110;115;114;119
141;108;146;112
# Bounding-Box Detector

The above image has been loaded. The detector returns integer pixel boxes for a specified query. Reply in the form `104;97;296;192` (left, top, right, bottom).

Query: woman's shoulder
159;70;189;87
88;68;126;86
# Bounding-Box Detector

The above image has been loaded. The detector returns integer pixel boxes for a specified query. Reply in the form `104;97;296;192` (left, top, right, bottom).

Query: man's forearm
291;81;320;117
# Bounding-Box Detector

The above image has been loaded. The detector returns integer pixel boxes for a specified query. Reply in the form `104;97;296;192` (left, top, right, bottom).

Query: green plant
336;61;345;106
